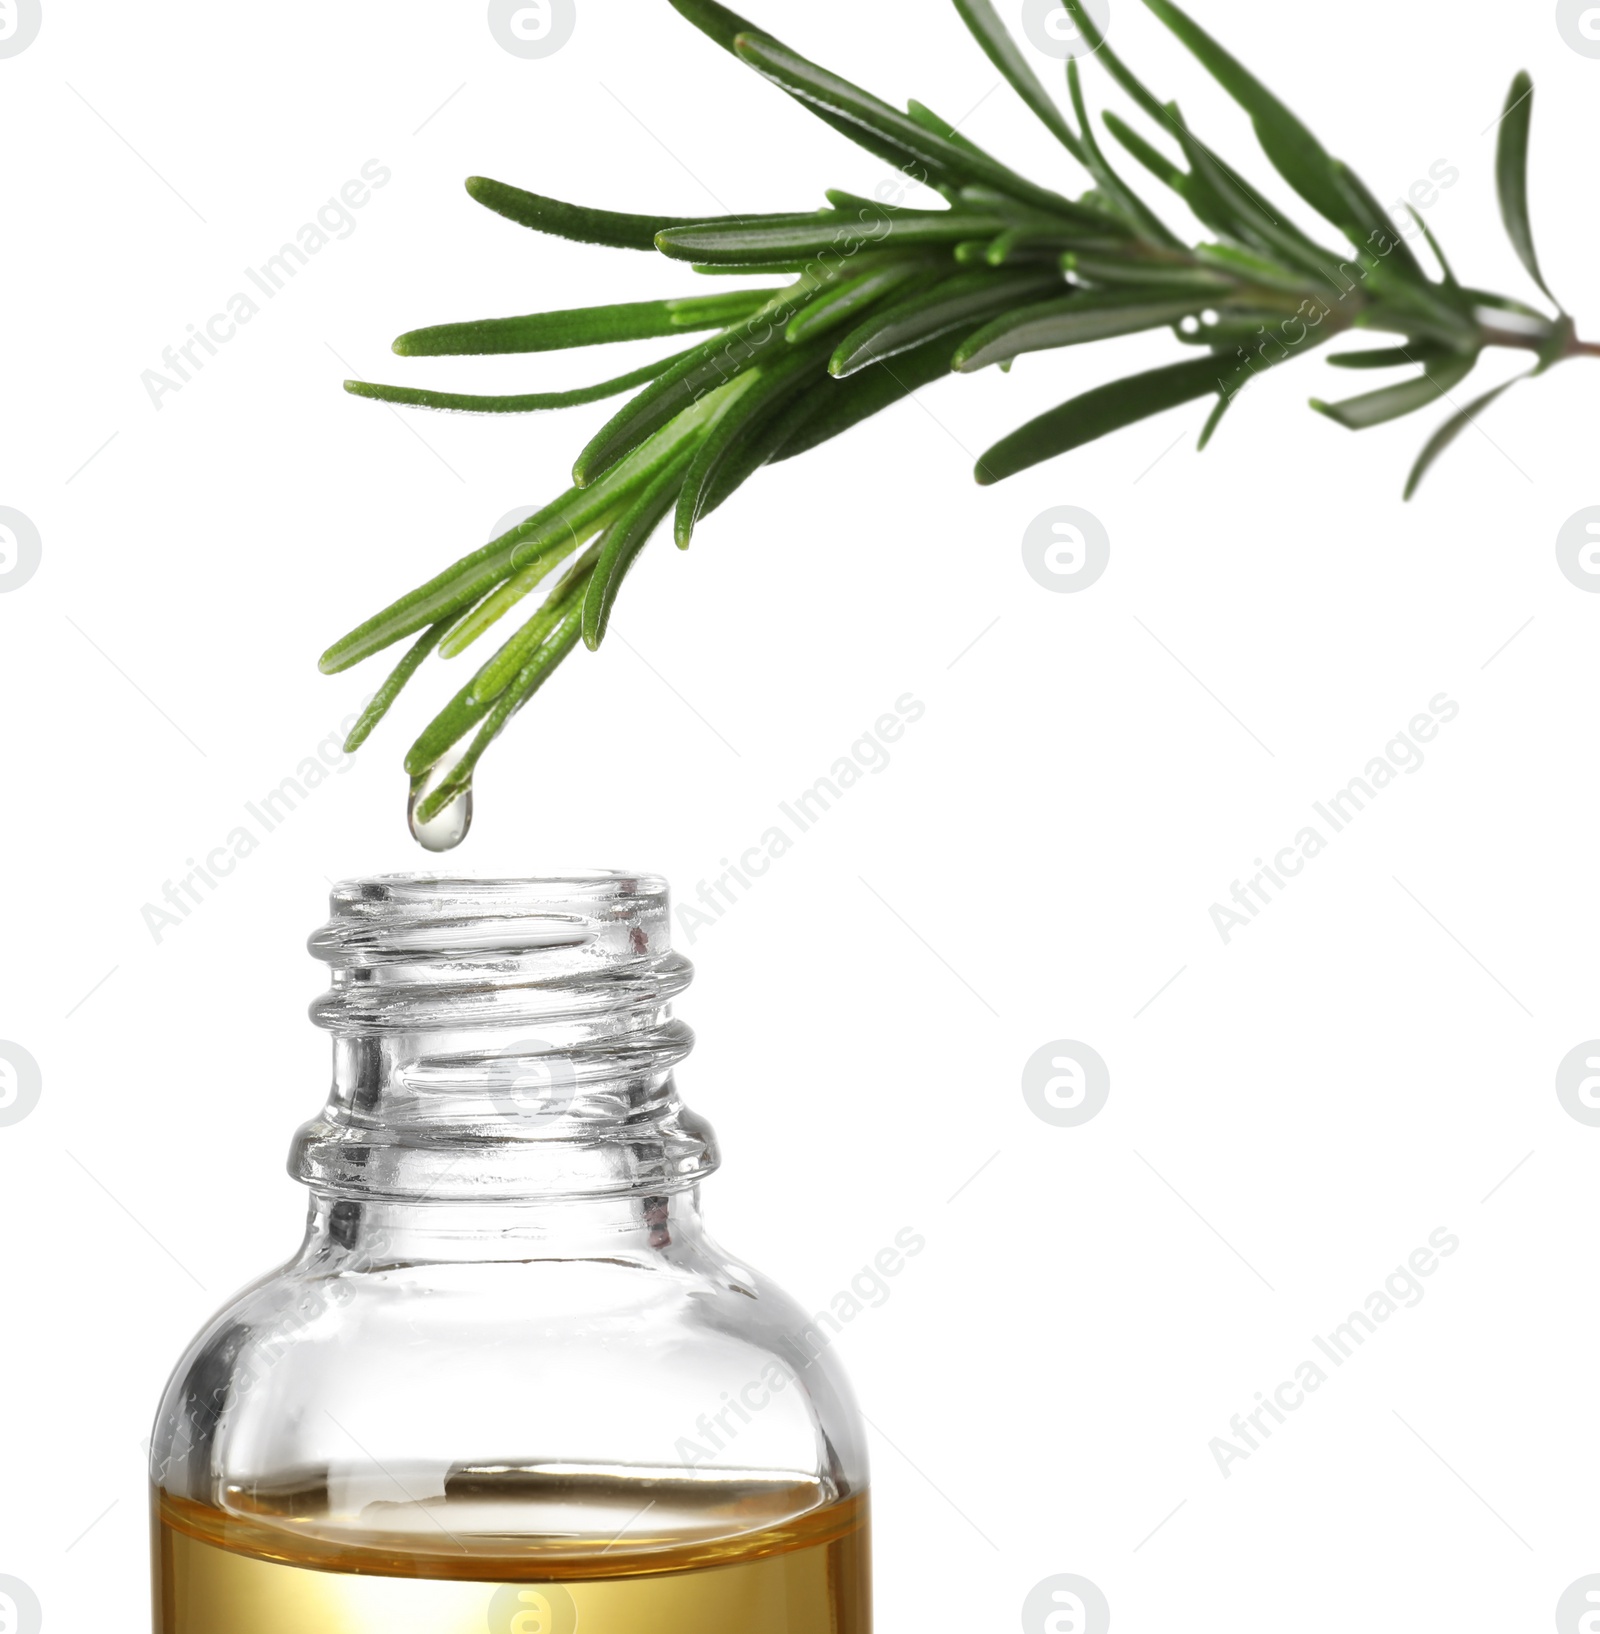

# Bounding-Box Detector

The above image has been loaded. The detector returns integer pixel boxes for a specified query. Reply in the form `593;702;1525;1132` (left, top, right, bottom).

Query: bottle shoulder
151;1231;867;1505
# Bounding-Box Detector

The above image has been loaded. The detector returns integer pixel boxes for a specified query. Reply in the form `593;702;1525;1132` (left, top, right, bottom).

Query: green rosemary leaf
402;673;495;779
784;262;933;341
343;620;450;753
1495;72;1558;307
1409;208;1460;290
1102;112;1184;190
342;351;696;415
730;31;1101;225
416;606;588;821
669;2;970;190
954;289;1215;371
323;392;737;673
465;547;601;708
690;262;814;276
770;333;955;463
950;0;1086;159
1191;242;1312;293
1327;163;1428;287
1065;60;1184;249
829;268;1060;377
438;517;598;658
665;0;754;51
583;452;696;650
656;210;1010;264
1064;253;1230;292
463;177;702;250
1164;110;1335;280
1139;0;1356;233
1310;351;1477;430
573;295;810;484
392;293;775;357
1404;375;1525;500
1327;343;1453;370
1196;383;1237;449
1062;2;1168;124
904;100;996;165
675;342;827;547
321;497;588;676
985;230;1078;265
976;354;1233;483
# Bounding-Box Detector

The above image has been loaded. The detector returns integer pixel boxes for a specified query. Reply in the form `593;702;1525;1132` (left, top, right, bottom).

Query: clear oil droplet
408;757;473;853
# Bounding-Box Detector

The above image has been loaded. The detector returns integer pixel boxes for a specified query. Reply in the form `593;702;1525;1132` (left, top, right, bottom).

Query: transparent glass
150;875;869;1633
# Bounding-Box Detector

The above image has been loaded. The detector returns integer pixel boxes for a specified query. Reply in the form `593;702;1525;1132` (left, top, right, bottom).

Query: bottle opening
292;872;714;1202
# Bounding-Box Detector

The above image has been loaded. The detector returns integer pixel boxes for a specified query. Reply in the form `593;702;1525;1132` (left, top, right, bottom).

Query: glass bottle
150;874;870;1633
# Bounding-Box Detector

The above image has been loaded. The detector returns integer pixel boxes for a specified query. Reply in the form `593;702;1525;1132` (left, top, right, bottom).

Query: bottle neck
290;875;718;1207
296;1188;711;1266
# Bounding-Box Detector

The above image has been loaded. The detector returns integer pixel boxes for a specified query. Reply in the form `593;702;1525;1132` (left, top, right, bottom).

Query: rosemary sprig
325;0;1600;844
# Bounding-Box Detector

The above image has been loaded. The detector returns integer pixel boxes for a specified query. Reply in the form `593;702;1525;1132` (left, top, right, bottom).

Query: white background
4;0;1600;1628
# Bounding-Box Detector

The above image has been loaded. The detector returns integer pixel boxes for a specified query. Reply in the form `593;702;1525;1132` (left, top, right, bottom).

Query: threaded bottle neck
289;874;717;1203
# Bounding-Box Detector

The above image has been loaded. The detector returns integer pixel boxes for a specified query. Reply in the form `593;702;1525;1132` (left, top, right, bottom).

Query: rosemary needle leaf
462;559;595;711
1327;343;1454;371
343;619;450;753
1101;112;1183;191
674;344;825;547
1495;72;1558;308
463;177;702;250
1139;0;1355;233
392;293;775;357
829;268;1060;377
573;303;804;485
656;210;1010;264
1309;352;1477;431
785;261;934;342
464;544;600;708
1062;1;1169;124
953;290;1213;372
417;611;587;824
404;671;497;778
730;32;1095;224
771;332;957;464
976;355;1232;483
903;100;1000;165
438;519;597;658
670;3;970;191
584;452;695;649
343;352;695;415
1403;376;1525;500
325;405;727;673
950;0;1086;159
1196;386;1236;451
1327;162;1429;289
1065;60;1184;250
665;0;760;54
1064;254;1230;292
